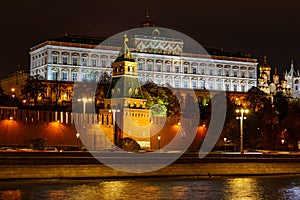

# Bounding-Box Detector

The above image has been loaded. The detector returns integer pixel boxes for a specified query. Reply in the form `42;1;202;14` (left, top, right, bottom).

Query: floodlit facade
30;16;258;92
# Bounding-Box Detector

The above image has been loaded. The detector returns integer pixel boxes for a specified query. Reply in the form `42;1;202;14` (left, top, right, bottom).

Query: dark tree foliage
21;75;47;106
273;92;289;122
281;100;300;150
117;137;141;152
0;86;4;96
30;138;47;150
95;72;111;109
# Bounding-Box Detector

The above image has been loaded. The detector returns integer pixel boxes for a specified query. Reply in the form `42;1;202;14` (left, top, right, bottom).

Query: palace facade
29;16;258;92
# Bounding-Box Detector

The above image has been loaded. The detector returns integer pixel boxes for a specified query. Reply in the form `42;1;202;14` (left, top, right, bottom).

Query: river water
0;176;299;200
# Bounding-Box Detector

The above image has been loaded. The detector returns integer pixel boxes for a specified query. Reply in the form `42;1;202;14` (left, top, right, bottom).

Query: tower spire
263;55;267;64
139;9;156;27
115;33;134;62
146;9;150;19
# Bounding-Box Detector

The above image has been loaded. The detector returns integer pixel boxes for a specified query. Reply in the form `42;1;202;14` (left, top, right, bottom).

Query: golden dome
273;68;279;78
260;55;271;71
258;76;264;82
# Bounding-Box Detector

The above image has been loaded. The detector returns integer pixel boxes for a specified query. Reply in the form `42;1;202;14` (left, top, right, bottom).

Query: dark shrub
30;138;47;150
117;137;141;152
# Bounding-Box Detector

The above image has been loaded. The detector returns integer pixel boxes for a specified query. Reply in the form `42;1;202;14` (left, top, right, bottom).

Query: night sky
1;0;300;79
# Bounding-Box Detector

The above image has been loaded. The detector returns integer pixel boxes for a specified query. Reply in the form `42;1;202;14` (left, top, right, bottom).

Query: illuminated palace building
30;15;258;92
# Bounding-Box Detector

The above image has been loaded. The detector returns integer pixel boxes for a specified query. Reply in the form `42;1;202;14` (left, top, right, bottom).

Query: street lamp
77;97;93;124
158;135;161;149
236;108;249;154
109;109;120;145
76;132;80;148
11;88;15;98
224;137;227;152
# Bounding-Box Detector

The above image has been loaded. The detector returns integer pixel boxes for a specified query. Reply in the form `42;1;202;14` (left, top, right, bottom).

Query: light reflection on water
0;176;299;200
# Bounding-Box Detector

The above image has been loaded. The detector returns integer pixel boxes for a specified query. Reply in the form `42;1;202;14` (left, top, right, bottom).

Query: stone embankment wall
1;163;300;180
0;153;299;179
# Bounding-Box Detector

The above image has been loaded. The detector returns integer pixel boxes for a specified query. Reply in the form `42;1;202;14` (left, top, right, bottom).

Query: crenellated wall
0;108;206;150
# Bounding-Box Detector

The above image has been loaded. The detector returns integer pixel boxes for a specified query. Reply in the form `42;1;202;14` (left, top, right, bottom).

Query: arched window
82;54;88;66
192;79;197;89
183;78;188;88
156;76;162;86
52;69;58;80
200;80;205;89
165;76;171;85
62;70;68;81
175;77;180;88
147;61;153;71
156;62;162;72
52;53;58;64
165;62;171;72
62;53;69;65
138;60;144;70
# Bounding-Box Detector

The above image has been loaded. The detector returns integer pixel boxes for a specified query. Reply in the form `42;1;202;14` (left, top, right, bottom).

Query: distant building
258;56;300;98
0;66;29;98
29;14;258;92
284;61;300;98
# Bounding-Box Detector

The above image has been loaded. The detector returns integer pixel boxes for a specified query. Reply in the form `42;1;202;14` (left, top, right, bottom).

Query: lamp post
77;97;93;124
224;137;227;152
236;108;249;154
76;132;80;148
158;135;161;149
109;109;120;145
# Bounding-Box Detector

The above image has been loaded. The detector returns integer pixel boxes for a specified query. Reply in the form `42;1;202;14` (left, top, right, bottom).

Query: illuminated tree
141;82;180;117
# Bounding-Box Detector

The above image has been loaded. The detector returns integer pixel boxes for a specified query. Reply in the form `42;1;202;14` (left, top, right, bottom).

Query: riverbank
0;152;300;179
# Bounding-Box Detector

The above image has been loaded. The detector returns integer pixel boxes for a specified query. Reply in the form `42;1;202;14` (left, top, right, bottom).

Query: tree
22;75;47;106
281;100;300;150
0;86;4;96
95;72;111;109
141;82;180;117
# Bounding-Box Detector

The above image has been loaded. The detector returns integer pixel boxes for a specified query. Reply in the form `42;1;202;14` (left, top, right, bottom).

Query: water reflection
0;176;299;200
0;190;22;200
225;178;261;200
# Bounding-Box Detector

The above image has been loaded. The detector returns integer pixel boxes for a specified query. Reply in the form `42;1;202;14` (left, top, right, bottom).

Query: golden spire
263;55;267;64
123;34;133;60
146;9;150;20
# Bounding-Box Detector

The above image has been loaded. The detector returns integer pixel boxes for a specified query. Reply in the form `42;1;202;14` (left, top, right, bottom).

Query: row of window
51;54;110;67
138;76;253;91
137;61;255;78
52;70;99;82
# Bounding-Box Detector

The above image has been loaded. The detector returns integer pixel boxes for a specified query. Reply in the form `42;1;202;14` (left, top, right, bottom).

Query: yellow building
0;67;29;98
